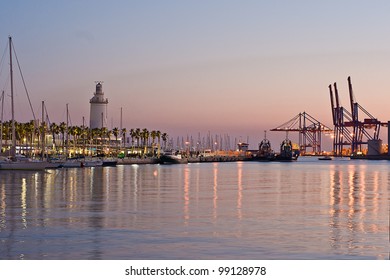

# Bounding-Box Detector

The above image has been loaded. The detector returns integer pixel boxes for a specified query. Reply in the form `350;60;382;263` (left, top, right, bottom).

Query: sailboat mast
66;103;69;158
120;107;123;148
120;107;122;131
41;100;45;160
9;36;16;158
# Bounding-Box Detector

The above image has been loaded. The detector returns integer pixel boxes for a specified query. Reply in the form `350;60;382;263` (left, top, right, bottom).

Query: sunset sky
1;0;390;149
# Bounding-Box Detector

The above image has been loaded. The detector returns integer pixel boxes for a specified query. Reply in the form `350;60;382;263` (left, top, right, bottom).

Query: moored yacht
0;156;50;171
160;150;188;164
0;37;51;171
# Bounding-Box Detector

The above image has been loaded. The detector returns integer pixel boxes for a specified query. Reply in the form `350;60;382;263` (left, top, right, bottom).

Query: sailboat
0;37;50;171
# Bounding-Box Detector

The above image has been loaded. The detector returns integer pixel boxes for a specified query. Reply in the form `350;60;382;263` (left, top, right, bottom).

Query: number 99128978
218;266;266;276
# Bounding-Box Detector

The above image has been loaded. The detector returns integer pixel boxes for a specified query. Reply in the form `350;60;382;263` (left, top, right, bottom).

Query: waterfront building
89;82;108;129
237;142;249;152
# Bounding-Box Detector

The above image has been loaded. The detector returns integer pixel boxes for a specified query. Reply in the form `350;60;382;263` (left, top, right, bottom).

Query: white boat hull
0;161;49;171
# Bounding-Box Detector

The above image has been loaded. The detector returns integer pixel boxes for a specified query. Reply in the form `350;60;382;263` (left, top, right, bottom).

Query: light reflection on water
0;158;389;260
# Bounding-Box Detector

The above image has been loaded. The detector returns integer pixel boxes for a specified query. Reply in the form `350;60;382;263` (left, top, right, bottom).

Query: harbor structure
329;77;388;156
89;81;108;129
270;111;332;155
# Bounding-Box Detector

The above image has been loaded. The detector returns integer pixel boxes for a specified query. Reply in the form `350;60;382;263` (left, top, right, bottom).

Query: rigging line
67;107;73;126
1;71;10;93
44;103;52;126
0;94;3;121
0;42;8;79
10;40;37;121
1;44;10;91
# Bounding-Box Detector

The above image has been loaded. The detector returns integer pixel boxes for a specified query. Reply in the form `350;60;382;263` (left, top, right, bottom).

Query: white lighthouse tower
89;81;108;128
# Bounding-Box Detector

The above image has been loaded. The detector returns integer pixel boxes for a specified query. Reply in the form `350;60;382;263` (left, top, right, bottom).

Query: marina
2;2;390;279
0;12;389;266
1;36;390;166
0;157;388;260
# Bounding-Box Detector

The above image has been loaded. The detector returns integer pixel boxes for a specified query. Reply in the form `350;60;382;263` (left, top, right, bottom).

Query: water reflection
0;161;388;259
213;163;218;222
183;165;190;224
237;162;243;220
0;183;5;231
329;163;388;259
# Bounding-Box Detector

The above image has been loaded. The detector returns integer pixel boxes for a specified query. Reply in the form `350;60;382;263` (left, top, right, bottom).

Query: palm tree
151;130;157;146
121;127;127;148
67;126;75;156
25;120;35;157
150;130;157;156
156;130;161;144
142;128;149;155
15;121;26;154
91;128;100;155
80;125;88;156
161;132;168;150
33;122;41;156
1;121;11;151
39;121;48;157
112;127;119;153
142;128;149;146
156;130;161;156
129;128;134;148
135;128;141;148
68;126;81;156
106;128;112;154
130;128;139;155
59;121;67;155
50;122;60;153
99;127;108;155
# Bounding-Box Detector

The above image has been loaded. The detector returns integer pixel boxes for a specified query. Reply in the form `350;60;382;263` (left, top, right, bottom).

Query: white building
89;82;108;129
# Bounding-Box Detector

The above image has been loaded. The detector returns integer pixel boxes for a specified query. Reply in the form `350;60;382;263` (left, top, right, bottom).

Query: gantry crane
329;76;387;156
271;112;332;154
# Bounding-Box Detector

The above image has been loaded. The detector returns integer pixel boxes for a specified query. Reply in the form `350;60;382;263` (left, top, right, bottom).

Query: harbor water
0;157;389;260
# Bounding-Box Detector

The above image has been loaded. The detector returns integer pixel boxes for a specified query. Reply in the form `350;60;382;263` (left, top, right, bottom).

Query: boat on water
318;156;333;160
60;159;83;168
160;151;188;164
250;132;298;162
273;137;299;161
251;131;276;161
101;158;118;167
0;37;51;171
51;156;104;168
0;156;50;170
117;157;160;165
83;158;103;167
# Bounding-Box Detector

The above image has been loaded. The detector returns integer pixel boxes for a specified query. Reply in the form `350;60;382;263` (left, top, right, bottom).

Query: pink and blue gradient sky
1;0;390;149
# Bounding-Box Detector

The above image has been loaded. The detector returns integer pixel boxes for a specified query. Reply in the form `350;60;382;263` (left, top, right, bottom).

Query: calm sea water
0;157;389;260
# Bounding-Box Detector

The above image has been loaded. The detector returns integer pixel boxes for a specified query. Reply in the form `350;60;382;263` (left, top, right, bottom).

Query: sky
1;0;390;150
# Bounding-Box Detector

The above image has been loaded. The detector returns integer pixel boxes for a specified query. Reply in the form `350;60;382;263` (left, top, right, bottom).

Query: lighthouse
89;82;108;129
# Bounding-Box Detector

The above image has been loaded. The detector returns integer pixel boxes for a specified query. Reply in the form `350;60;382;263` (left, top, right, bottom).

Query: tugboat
251;131;276;161
274;135;299;161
